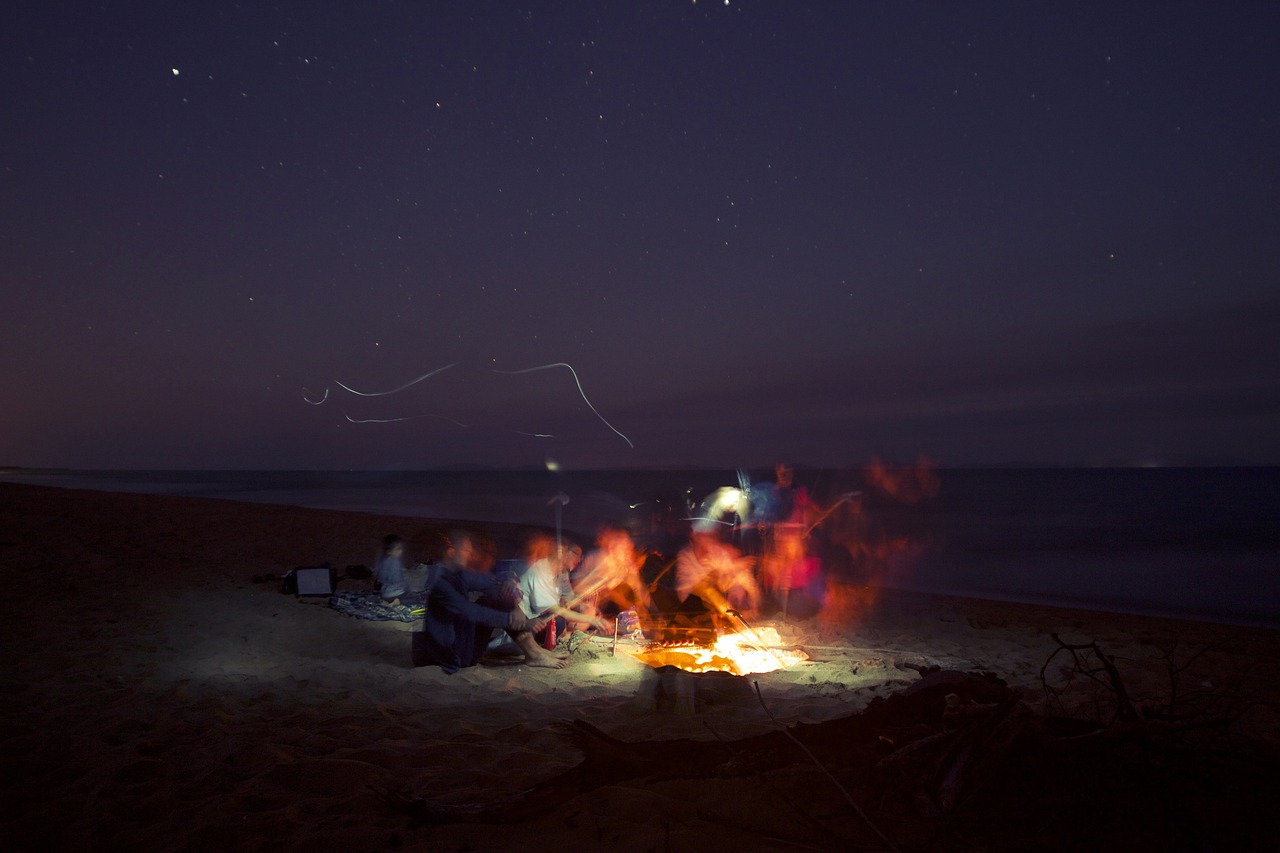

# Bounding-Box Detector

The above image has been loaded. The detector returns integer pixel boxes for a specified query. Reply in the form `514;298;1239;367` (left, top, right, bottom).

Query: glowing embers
626;626;809;676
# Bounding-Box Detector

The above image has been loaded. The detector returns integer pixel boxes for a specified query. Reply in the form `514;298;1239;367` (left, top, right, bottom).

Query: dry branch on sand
1039;632;1260;745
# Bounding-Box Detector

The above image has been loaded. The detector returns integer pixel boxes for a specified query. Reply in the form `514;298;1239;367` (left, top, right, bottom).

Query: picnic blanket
329;590;424;622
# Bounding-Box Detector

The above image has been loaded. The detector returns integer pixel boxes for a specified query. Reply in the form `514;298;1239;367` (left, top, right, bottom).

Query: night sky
4;2;1278;471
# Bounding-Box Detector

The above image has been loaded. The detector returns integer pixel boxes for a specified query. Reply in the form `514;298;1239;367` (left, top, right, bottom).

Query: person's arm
545;600;611;632
432;573;513;630
675;549;704;601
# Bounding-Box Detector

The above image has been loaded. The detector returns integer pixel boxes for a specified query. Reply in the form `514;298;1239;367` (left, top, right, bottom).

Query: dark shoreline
4;478;1276;631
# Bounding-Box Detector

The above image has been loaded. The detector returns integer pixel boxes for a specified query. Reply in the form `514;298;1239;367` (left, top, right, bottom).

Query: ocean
5;466;1278;627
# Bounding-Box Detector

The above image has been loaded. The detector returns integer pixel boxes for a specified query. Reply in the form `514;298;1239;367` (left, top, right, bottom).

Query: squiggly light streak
513;430;555;438
302;388;329;405
344;412;471;427
491;362;634;448
333;363;457;397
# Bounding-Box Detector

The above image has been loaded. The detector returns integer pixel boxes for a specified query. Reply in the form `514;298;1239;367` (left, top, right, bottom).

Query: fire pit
624;621;809;677
622;618;810;714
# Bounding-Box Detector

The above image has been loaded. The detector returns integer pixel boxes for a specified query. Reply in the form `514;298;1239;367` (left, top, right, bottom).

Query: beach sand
2;482;1278;851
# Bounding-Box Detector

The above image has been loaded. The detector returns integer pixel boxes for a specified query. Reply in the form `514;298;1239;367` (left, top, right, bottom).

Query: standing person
758;526;825;619
414;531;566;673
743;463;818;599
375;534;411;606
752;463;818;539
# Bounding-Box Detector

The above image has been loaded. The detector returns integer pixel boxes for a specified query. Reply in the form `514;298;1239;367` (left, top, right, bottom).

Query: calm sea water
5;466;1278;627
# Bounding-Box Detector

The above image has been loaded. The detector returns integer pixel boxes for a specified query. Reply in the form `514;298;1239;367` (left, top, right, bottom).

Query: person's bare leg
512;631;567;668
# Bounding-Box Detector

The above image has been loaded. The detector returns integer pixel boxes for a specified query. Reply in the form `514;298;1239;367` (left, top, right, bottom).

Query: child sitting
375;534;411;605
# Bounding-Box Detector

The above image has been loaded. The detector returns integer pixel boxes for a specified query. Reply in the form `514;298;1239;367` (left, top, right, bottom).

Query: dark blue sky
4;1;1278;470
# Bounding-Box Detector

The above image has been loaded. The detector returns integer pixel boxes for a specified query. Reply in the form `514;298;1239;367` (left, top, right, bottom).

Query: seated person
572;524;651;625
519;538;607;641
675;526;761;620
415;530;566;673
375;533;413;605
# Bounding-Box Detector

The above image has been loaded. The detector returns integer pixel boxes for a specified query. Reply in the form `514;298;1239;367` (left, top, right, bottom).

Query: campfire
625;624;809;676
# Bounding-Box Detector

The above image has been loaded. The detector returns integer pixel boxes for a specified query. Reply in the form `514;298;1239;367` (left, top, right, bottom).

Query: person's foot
525;650;568;669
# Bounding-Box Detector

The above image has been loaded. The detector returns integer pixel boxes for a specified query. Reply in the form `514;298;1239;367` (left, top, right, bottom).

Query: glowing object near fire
689;485;747;531
713;487;742;513
627;627;808;676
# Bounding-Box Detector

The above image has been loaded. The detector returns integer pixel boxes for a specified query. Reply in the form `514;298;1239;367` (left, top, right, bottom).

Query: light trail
491;362;634;448
333;363;457;397
344;412;471;427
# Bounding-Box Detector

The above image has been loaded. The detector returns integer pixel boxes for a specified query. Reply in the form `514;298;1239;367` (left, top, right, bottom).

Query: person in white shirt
519;536;608;641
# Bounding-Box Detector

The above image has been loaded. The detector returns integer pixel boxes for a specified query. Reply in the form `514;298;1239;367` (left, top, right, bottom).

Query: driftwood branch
752;680;900;852
1041;632;1250;744
1042;633;1140;723
698;717;858;850
374;654;1278;849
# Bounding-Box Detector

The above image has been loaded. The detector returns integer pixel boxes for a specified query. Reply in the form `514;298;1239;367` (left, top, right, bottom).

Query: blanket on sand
329;589;423;622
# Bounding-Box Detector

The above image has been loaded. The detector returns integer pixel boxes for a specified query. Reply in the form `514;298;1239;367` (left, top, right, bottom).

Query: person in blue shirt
415;530;567;673
375;534;411;605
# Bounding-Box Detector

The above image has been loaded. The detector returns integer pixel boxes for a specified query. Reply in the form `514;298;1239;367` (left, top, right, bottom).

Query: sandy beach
2;481;1278;851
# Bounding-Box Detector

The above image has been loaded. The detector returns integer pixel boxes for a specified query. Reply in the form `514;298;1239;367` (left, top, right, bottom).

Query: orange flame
625;626;809;676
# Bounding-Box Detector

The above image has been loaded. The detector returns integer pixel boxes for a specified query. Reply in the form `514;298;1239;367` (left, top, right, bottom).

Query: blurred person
572;524;651;624
374;533;413;606
675;525;761;619
754;463;818;533
758;527;825;619
518;537;607;641
413;530;565;672
557;540;579;599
